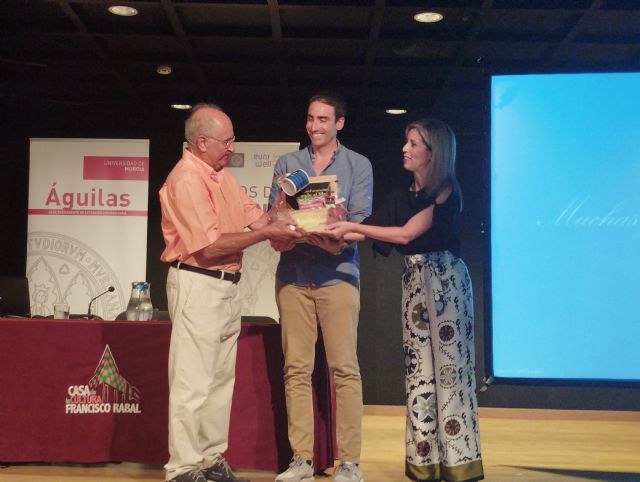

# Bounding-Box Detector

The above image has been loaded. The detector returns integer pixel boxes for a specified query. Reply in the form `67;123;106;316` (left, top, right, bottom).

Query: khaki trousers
276;280;363;463
165;267;242;481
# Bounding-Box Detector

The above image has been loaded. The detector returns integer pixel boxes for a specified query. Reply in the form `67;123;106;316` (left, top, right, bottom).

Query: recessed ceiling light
157;65;172;75
171;104;192;110
414;11;443;23
386;109;407;115
108;5;138;17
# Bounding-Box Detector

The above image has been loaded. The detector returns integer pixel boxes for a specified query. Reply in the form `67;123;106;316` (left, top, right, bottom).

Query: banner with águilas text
27;138;150;319
227;142;299;322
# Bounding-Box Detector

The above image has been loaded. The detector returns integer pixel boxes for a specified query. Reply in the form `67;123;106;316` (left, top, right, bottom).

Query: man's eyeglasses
202;134;236;149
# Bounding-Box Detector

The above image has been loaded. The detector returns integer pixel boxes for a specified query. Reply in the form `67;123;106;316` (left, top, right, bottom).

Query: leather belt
170;261;241;284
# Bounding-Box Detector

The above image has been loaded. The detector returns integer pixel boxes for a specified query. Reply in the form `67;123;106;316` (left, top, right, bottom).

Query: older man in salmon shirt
159;103;301;482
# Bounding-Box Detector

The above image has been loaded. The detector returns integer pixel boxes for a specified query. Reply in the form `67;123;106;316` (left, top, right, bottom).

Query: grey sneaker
332;461;363;482
169;468;207;482
275;455;314;482
202;458;249;482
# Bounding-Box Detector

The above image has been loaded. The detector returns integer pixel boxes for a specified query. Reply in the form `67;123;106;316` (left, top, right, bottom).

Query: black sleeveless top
362;186;461;257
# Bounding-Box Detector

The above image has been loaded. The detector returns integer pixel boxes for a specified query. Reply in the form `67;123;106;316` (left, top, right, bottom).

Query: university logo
27;232;124;319
65;344;141;414
229;153;245;167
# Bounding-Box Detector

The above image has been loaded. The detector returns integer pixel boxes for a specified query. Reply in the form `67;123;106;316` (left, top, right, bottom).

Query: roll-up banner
27;138;150;319
227;142;299;322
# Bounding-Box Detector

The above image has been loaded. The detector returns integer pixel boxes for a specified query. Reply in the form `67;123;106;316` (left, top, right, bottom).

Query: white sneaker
332;461;363;482
275;455;314;482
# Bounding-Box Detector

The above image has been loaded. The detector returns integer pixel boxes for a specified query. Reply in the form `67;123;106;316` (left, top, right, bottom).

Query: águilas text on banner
45;183;131;210
28;138;149;318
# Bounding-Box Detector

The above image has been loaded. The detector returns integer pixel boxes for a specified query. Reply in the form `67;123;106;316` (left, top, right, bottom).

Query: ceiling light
414;11;443;23
171;104;192;110
386;109;407;115
157;65;172;75
108;5;138;17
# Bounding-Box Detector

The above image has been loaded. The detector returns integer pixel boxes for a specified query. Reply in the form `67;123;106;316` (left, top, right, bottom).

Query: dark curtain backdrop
2;101;638;410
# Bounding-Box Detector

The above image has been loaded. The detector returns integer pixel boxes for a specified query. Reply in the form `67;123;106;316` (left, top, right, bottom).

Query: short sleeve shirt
159;149;264;271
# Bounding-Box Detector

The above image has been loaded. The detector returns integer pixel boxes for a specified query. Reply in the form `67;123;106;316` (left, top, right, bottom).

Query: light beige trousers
276;280;363;463
164;267;242;481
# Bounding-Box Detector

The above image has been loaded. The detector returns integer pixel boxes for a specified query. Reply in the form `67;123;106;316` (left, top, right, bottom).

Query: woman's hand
326;205;347;224
325;221;356;239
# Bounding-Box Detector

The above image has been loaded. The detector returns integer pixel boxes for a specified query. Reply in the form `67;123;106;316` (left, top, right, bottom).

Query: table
0;318;335;471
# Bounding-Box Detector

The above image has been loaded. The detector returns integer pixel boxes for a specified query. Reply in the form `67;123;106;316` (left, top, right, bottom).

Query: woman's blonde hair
405;118;462;209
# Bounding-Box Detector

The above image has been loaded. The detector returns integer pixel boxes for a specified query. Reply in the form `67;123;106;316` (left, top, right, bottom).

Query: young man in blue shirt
268;92;373;482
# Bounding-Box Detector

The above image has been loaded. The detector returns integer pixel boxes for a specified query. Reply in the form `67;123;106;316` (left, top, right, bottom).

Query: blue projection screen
490;72;640;381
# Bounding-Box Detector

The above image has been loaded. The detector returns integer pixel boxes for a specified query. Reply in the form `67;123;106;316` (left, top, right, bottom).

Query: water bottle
125;282;142;321
125;281;153;321
137;282;153;321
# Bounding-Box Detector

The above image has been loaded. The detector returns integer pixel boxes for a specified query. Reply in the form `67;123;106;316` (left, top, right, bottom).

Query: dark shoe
202;458;250;482
169;468;208;482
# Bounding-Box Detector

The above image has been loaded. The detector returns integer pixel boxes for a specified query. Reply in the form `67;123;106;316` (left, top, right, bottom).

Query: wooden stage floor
1;406;639;482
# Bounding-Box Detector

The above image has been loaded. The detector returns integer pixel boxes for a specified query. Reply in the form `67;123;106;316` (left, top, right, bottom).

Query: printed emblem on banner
229;153;245;167
239;241;280;316
26;232;124;319
65;344;142;415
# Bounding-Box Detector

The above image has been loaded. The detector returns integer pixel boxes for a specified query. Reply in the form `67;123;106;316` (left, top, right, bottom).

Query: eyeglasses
202;134;236;149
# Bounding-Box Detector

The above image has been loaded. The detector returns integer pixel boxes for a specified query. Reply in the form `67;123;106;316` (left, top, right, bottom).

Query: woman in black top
326;119;483;482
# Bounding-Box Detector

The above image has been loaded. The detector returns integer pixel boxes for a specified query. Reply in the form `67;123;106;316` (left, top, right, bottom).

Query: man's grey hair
184;103;224;145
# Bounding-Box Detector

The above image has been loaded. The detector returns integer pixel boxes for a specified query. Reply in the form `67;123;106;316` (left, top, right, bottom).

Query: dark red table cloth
0;318;334;471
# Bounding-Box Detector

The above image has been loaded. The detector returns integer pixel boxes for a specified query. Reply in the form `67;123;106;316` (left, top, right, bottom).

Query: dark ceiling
2;0;640;140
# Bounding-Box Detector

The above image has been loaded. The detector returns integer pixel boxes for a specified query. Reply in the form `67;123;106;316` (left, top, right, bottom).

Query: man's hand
270;238;297;252
305;231;345;254
263;219;302;242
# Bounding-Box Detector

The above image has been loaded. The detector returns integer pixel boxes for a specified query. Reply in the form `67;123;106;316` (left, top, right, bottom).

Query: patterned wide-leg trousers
402;252;483;482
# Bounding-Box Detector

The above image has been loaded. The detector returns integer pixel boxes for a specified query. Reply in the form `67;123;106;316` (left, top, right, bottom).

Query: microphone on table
87;286;115;320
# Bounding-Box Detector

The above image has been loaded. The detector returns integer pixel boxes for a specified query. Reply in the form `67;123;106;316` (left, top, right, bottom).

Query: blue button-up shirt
268;144;373;288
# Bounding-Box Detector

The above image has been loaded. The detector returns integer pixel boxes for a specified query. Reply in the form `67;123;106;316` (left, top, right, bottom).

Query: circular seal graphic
238;241;280;320
229;153;245;167
27;232;125;319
